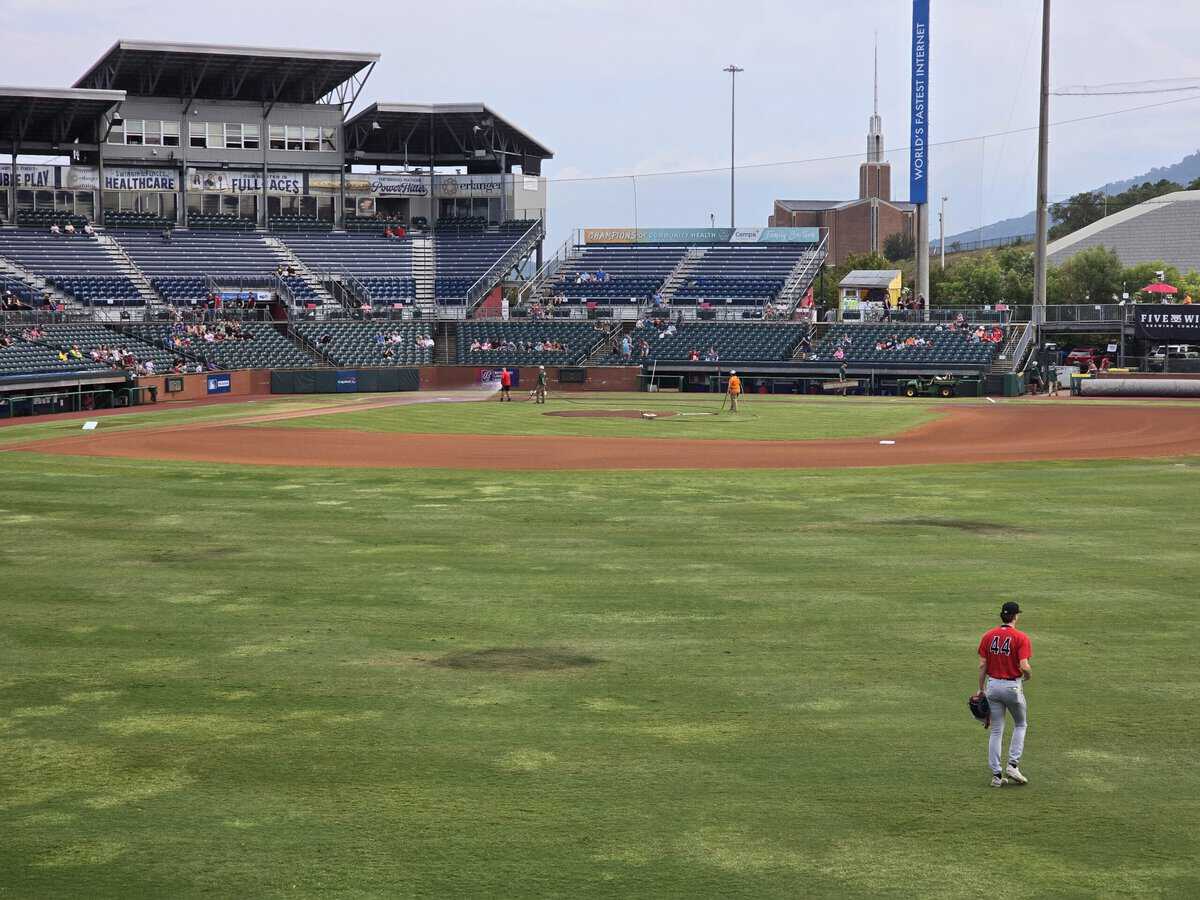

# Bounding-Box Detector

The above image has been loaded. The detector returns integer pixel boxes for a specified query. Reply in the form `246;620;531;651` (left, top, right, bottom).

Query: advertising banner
206;374;232;395
477;367;518;387
311;172;431;196
103;167;178;192
1133;305;1200;341
0;165;55;189
584;226;819;245
435;174;503;198
335;371;359;392
909;0;930;205
187;169;303;195
65;166;100;191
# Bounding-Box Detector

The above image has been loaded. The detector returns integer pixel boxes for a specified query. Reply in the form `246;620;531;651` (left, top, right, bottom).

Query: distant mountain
941;150;1200;246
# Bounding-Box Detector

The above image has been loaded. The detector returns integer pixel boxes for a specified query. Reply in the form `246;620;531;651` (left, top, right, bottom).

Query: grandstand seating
113;230;284;278
2;274;42;306
105;211;173;229
604;321;808;363
151;275;209;304
550;246;688;304
269;215;332;233
673;245;813;305
132;323;314;370
455;321;604;366
32;324;182;371
434;227;537;303
358;276;415;302
0;335;108;376
0;231;143;306
294;321;432;366
810;324;1000;367
188;214;255;232
343;215;407;234
281;233;412;277
15;210;88;229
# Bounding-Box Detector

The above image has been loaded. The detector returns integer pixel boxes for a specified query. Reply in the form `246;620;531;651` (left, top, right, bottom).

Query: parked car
1148;344;1200;371
1065;347;1099;367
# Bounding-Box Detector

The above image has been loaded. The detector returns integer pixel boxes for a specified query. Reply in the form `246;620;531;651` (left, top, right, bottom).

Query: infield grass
1;447;1198;897
266;393;946;441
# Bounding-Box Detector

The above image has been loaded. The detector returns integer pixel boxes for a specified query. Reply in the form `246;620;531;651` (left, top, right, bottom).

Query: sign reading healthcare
909;0;930;205
104;167;179;192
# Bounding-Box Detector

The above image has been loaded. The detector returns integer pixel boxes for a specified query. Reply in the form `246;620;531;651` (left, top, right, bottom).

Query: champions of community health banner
909;0;930;205
187;169;303;195
584;226;821;245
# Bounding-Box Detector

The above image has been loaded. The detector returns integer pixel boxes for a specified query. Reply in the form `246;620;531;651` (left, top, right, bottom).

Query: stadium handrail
778;233;829;316
463;218;545;315
515;229;580;309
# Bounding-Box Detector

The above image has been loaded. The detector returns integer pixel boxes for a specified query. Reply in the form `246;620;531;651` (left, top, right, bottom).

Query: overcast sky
7;0;1200;245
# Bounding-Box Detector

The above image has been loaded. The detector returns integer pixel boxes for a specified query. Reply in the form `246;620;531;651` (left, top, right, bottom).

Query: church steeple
867;34;884;163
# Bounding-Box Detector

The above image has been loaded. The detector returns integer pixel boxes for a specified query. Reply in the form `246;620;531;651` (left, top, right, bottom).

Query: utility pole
1033;0;1051;332
723;64;743;228
939;196;947;270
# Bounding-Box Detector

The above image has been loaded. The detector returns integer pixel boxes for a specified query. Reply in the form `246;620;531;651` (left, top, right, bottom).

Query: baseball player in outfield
978;601;1032;787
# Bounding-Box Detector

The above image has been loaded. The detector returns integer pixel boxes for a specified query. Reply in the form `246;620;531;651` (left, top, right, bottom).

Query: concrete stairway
657;247;708;305
263;236;335;308
95;231;159;305
412;235;437;319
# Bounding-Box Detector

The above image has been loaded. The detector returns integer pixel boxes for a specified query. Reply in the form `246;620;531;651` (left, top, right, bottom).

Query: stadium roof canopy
1047;190;1200;273
73;40;378;110
345;103;553;174
0;86;126;152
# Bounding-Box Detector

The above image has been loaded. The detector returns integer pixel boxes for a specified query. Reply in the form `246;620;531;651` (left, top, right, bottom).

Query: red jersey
500;369;512;387
978;624;1031;679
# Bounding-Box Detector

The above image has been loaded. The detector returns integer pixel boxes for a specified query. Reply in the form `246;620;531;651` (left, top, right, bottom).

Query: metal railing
463;218;545;314
515;229;579;309
778;236;829;315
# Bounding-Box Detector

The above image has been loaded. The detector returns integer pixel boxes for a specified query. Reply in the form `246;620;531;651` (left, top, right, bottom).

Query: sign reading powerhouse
187;170;303;195
1133;305;1200;341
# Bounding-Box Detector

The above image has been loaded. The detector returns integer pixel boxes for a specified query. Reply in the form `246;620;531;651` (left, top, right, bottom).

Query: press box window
243;124;260;150
269;126;286;151
303;126;320;152
124;119;144;145
286;126;303;151
321;127;336;152
144;121;162;146
162;122;180;147
107;116;124;144
190;122;208;149
224;123;243;150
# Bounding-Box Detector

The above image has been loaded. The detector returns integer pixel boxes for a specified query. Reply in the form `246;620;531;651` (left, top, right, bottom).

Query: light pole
939;196;948;270
723;64;743;228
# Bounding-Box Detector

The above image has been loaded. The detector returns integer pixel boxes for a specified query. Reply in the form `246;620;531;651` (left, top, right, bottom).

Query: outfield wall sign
1133;305;1200;341
909;0;930;205
584;226;819;245
206;374;231;395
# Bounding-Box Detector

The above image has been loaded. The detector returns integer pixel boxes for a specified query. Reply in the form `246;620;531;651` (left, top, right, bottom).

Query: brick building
769;60;914;266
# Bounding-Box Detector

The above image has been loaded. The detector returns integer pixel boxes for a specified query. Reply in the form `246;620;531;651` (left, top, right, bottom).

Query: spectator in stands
595;268;608;283
639;338;650;360
833;346;846;361
1099;355;1112;371
83;223;96;237
161;227;172;243
63;222;76;236
688;348;700;362
704;346;720;362
620;334;632;362
49;223;61;235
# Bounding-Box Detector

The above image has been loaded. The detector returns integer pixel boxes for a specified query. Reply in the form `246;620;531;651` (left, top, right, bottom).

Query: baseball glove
968;692;990;727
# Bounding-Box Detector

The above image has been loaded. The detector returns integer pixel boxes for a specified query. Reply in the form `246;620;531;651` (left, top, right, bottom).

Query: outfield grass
1;449;1198;897
266;394;945;441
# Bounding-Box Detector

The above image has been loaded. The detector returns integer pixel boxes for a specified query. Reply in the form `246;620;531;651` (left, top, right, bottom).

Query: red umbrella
1141;282;1178;294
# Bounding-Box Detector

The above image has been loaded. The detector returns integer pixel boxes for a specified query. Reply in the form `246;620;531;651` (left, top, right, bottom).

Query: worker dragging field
726;370;742;413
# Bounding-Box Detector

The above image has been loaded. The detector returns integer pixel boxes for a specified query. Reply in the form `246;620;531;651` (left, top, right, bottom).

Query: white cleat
1005;764;1028;785
990;774;1008;788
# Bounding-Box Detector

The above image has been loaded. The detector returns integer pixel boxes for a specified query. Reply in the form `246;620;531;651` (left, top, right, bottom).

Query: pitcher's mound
544;409;677;419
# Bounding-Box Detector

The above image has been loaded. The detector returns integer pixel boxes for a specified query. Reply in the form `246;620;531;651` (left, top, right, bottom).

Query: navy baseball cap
1001;601;1021;619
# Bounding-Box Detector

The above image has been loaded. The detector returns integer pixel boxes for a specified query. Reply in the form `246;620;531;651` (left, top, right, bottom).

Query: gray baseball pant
985;677;1028;774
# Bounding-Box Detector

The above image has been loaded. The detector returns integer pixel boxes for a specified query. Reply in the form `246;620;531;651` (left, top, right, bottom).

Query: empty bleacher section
0;232;142;306
606;322;808;363
132;322;314;370
548;246;687;305
433;221;542;305
15;210;89;230
188;214;255;232
809;324;1001;368
280;233;414;297
104;211;173;229
674;245;813;305
456;321;604;366
113;230;317;305
294;322;433;366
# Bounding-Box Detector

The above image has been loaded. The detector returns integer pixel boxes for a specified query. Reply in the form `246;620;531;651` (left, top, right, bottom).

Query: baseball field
2;393;1198;897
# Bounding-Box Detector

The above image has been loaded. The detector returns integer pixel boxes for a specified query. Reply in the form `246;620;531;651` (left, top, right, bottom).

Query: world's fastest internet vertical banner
910;0;930;205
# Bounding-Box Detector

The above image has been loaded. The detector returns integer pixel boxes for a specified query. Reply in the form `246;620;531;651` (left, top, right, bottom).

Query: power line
547;91;1200;184
1054;77;1200;96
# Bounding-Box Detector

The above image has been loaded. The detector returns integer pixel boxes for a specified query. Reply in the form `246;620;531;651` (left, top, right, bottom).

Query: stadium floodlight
722;64;743;228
